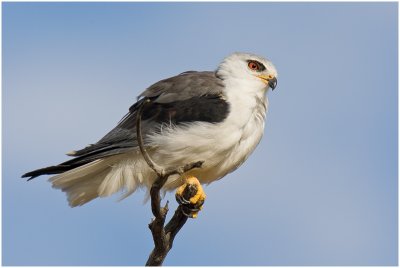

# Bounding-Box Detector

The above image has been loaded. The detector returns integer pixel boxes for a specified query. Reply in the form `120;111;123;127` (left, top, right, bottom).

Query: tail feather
49;155;124;207
61;169;110;207
22;153;152;207
49;158;115;189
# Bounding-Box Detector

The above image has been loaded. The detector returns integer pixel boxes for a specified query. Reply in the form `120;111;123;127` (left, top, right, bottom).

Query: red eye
248;61;259;71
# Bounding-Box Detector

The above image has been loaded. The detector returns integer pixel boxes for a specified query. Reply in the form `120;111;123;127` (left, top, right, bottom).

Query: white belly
148;94;267;189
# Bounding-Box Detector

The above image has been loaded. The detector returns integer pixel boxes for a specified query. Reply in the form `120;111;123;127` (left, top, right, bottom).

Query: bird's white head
216;52;278;92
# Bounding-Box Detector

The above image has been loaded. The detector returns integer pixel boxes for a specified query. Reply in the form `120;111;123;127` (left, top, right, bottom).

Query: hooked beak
268;77;277;90
257;75;278;90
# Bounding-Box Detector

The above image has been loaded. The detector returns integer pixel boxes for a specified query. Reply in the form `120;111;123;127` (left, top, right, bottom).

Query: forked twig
135;98;204;266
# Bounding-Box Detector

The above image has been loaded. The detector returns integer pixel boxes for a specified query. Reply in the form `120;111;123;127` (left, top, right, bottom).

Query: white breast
87;82;269;198
148;82;268;189
204;85;268;183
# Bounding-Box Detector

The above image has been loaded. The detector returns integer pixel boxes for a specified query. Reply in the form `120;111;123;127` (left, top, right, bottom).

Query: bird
22;52;278;212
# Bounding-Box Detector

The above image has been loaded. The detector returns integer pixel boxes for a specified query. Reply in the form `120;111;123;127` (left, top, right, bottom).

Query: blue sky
3;2;398;266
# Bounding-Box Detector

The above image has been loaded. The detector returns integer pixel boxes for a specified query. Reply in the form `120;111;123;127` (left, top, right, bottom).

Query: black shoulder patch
142;95;230;125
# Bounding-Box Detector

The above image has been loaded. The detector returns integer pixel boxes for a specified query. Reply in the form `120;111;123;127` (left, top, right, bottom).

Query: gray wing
138;71;225;102
76;71;227;155
22;71;229;179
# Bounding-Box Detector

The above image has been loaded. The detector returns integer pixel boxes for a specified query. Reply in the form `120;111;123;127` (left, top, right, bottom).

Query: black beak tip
268;77;277;90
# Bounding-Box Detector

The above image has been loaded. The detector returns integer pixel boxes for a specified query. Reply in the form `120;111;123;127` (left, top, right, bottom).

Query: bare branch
135;99;164;177
135;98;203;266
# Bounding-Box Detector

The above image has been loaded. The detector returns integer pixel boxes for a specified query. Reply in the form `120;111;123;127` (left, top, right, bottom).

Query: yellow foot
175;176;206;218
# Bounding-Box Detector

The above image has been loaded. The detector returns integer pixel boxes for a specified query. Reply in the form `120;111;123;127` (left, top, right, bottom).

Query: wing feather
73;71;226;157
22;71;229;179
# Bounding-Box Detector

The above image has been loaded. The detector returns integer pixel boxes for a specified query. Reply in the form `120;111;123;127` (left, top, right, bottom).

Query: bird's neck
223;78;268;129
224;77;268;101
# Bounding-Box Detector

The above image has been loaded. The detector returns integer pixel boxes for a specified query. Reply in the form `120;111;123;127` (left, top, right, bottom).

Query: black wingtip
21;164;77;181
21;168;53;181
21;172;38;181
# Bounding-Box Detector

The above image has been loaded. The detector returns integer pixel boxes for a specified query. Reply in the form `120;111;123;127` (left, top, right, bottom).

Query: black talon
181;205;202;218
181;207;198;218
175;182;204;218
175;181;199;205
175;193;191;205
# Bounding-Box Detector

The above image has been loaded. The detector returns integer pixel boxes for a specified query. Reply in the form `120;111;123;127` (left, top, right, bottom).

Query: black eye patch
247;60;266;72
